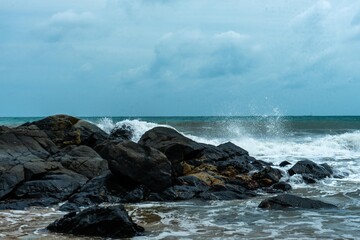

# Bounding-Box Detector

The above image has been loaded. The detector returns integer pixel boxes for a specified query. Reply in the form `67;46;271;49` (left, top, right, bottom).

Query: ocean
1;116;360;239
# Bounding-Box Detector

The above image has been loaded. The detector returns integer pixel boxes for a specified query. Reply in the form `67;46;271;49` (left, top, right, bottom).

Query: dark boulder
65;171;150;208
217;142;249;157
24;114;108;148
0;125;58;199
139;127;253;177
139;127;205;163
55;145;108;179
109;124;133;141
47;205;144;238
98;141;172;192
288;160;333;183
279;161;291;167
13;170;87;200
259;194;337;210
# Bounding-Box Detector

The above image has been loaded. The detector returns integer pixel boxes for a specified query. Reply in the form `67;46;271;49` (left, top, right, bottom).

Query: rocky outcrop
47;205;144;238
258;194;337;210
1;115;288;210
288;160;333;183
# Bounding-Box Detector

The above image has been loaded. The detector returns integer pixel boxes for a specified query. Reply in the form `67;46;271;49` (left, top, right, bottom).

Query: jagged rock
47;205;144;238
259;194;337;210
288;160;333;183
23;114;108;148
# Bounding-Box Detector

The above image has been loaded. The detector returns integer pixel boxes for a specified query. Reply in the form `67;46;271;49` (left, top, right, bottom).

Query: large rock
288;160;333;183
139;127;251;177
98;140;172;192
47;205;144;238
258;194;337;210
13;170;87;200
23;114;108;148
0;125;58;199
63;171;149;208
55;145;108;179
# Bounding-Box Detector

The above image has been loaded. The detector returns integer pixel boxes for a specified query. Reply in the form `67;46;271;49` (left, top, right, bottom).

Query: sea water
1;116;360;239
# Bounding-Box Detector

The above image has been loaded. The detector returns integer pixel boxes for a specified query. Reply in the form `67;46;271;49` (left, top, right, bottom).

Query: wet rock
139;127;256;178
217;142;249;157
139;127;205;163
66;172;130;207
13;171;87;200
259;194;337;210
0;125;58;199
252;166;283;187
55;145;108;179
98;140;172;192
288;160;333;183
47;205;144;238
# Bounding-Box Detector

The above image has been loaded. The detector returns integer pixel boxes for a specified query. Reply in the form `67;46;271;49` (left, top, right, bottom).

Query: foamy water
1;116;360;239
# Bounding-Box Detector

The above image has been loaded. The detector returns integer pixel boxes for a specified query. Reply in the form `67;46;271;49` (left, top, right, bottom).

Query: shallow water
1;116;360;239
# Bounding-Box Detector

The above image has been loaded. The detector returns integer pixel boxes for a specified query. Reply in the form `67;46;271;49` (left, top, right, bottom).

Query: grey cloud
147;31;258;80
41;9;98;42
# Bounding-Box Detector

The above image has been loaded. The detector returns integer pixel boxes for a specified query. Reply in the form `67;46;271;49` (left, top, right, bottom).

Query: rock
98;140;172;192
271;182;292;192
24;114;108;148
55;145;108;179
13;171;87;200
258;194;337;210
47;205;144;238
65;171;150;208
279;161;291;167
139;127;205;163
139;127;253;177
0;125;58;199
252;166;283;187
288;160;333;183
109;124;133;141
217;142;248;157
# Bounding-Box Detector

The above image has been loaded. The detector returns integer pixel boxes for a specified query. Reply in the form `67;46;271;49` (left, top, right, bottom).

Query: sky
1;0;360;116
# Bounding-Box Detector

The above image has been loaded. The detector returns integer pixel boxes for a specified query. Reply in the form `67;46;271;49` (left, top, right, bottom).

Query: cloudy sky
1;0;360;116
